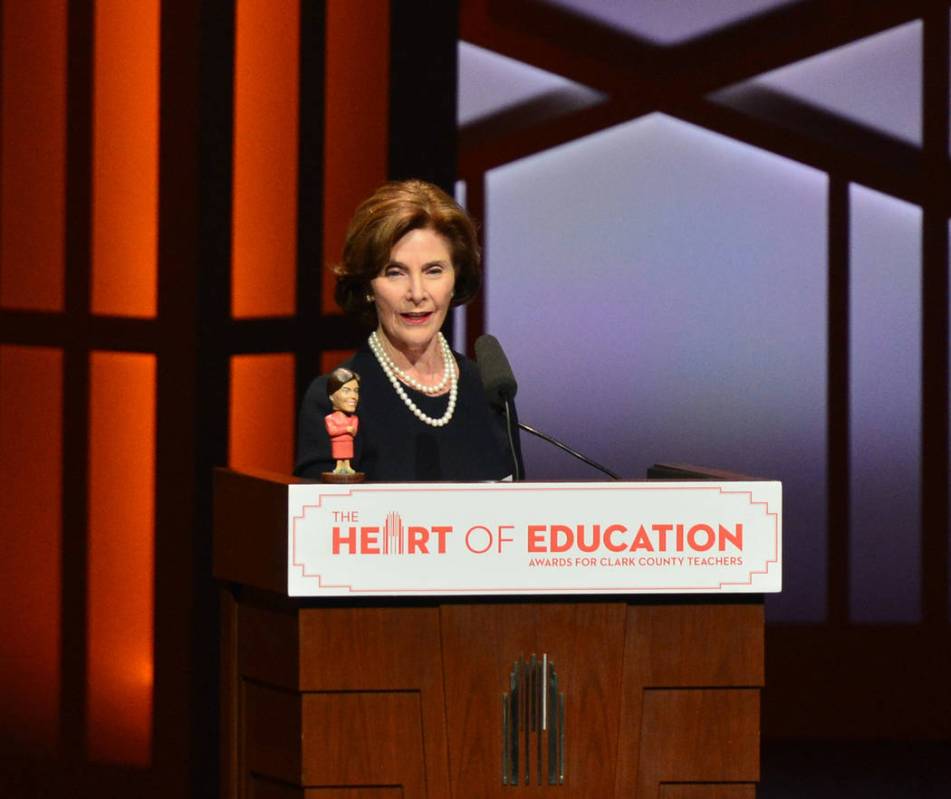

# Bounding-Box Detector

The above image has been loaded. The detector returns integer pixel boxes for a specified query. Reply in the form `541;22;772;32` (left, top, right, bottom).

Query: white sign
287;481;782;596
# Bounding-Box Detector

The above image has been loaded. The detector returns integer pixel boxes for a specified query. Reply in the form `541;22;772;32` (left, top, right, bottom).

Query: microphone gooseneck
516;422;621;481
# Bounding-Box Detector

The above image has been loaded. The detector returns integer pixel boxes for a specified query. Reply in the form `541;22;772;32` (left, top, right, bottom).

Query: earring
365;293;374;303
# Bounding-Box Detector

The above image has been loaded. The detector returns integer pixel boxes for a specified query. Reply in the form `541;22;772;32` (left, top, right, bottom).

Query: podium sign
288;480;781;596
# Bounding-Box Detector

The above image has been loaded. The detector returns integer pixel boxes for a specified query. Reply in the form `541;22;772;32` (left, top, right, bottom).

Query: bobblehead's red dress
324;411;358;459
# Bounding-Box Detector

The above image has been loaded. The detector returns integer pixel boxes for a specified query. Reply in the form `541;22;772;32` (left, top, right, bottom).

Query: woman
294;179;523;481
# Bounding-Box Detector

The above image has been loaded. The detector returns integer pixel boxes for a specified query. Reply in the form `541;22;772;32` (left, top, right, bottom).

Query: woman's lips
400;311;433;325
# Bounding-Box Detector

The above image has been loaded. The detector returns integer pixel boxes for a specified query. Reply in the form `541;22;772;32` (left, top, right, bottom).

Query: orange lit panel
0;1;67;310
91;0;159;317
320;349;356;375
323;0;390;314
0;346;62;752
229;354;295;474
87;352;155;765
231;0;299;317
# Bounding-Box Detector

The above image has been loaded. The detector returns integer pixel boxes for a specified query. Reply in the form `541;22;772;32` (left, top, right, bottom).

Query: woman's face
370;227;455;355
329;379;360;413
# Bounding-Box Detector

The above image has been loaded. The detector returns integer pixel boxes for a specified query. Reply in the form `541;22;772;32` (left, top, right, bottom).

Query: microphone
474;335;621;481
475;335;521;480
474;334;517;408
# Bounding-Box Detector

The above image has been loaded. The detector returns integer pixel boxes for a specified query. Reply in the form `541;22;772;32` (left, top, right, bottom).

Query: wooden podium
214;468;765;798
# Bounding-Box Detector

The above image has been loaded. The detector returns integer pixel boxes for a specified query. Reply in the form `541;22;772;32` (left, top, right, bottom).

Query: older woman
294;180;523;481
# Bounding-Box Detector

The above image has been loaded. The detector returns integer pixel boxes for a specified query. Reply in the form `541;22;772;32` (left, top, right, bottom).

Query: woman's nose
407;272;425;302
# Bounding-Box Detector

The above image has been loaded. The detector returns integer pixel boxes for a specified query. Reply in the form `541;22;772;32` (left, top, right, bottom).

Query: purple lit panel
750;21;921;145
485;114;827;621
849;185;921;623
457;42;601;126
540;0;801;45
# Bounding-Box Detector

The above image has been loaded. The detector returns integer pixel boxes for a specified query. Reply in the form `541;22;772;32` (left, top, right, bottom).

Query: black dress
294;343;523;481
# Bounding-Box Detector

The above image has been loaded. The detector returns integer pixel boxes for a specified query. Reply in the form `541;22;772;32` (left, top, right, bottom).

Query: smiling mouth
401;311;433;325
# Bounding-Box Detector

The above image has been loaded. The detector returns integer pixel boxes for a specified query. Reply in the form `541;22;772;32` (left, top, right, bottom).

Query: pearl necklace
369;330;452;394
368;332;458;428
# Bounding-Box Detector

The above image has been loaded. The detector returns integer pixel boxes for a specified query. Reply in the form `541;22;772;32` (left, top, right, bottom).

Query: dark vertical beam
60;0;94;763
193;2;238;797
155;0;202;795
827;176;850;627
388;0;459;191
218;587;239;799
295;0;327;406
463;171;487;353
197;0;235;468
920;8;949;628
389;0;460;345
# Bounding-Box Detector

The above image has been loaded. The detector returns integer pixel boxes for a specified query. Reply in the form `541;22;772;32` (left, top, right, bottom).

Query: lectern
214;468;779;798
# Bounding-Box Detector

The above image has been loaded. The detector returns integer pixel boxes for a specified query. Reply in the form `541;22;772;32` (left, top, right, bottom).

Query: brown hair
327;367;360;397
334;180;481;324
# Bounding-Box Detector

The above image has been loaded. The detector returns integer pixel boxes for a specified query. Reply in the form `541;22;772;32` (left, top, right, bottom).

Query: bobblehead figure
323;367;364;482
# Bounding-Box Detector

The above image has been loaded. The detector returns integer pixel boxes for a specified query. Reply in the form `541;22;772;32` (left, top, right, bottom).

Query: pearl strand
369;330;452;394
368;333;458;427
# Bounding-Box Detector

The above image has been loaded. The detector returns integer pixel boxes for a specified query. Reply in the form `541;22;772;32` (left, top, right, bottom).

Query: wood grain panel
306;790;403;798
243;680;302;783
238;600;300;690
635;689;760;798
615;604;763;796
626;603;765;686
297;606;451;795
440;602;627;797
241;679;420;795
298;607;441;689
251;782;404;799
213;468;302;592
228;595;764;797
301;692;424;791
659;785;756;799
